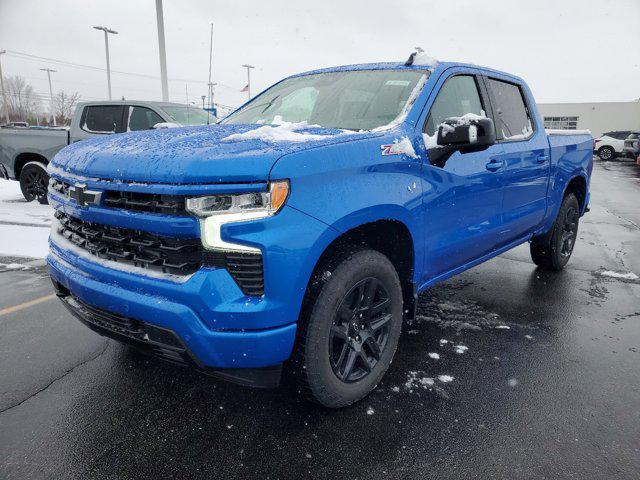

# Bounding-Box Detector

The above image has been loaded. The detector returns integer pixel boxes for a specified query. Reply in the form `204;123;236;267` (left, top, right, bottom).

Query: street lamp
40;67;57;126
93;26;118;100
0;50;9;124
242;64;254;99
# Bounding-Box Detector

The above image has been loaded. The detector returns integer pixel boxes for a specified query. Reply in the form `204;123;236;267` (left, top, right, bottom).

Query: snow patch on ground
599;270;639;281
0;180;52;258
437;375;454;383
405;371;435;391
428;352;440;360
413;299;505;332
454;345;468;354
0;262;31;271
366;406;375;415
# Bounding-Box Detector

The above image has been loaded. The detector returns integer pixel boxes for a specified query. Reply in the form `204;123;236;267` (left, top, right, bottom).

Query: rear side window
487;79;533;141
424;75;483;136
81;106;125;133
127;106;165;131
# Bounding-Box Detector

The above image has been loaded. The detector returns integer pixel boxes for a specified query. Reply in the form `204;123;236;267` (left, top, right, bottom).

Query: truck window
81;105;125;134
424;75;483;136
487;79;533;140
127;106;165;131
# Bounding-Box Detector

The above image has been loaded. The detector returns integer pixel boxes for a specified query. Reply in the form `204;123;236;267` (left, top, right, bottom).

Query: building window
543;116;579;130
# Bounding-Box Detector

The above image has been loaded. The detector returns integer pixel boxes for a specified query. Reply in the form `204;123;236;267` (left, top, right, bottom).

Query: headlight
186;180;289;252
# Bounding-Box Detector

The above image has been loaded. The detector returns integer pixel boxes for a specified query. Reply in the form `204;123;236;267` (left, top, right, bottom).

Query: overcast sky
1;0;639;110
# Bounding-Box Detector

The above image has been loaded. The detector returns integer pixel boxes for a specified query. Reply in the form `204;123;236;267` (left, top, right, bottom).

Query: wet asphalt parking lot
1;158;639;480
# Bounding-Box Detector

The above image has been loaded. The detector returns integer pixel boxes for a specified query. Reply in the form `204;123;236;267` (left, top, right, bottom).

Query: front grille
49;178;188;216
103;190;187;216
49;177;71;196
205;251;264;296
55;211;202;275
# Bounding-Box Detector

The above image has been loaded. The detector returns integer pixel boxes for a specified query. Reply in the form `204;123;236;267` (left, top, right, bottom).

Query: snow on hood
50;123;375;184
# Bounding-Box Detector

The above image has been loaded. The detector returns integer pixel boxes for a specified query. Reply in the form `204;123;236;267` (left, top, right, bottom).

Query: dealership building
537;100;640;138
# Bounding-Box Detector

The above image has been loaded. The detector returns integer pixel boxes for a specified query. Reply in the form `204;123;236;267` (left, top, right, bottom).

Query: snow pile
428;352;440;360
437;375;454;383
502;120;533;141
0;262;31;271
454;345;468;354
413;299;503;332
599;270;639;281
366;406;375;415
411;52;439;69
222;116;328;143
423;112;488;148
404;371;435;391
382;136;418;158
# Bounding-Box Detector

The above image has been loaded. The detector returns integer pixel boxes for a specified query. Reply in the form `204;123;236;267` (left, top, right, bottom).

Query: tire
294;247;403;408
19;161;49;204
530;193;580;271
597;146;615;161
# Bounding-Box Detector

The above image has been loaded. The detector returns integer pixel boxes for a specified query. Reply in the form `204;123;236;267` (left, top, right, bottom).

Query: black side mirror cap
437;117;496;151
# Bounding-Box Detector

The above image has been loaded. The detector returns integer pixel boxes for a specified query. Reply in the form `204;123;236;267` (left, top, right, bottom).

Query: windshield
160;106;213;126
222;69;427;131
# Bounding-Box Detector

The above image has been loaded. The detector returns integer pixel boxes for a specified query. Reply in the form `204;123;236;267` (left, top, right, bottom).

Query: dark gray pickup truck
0;101;213;203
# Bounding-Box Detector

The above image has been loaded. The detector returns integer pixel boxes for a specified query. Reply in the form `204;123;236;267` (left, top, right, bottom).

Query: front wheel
19;161;49;204
295;248;403;408
530;193;580;270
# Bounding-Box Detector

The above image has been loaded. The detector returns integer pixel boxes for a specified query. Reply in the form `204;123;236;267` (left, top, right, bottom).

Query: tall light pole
40;68;56;126
242;64;254;100
155;0;169;101
93;26;118;100
0;50;9;124
206;22;213;124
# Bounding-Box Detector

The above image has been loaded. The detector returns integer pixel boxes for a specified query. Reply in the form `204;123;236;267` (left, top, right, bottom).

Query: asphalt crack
0;340;110;415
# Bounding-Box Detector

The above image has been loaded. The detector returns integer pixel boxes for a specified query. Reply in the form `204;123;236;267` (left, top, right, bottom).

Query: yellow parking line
0;294;57;317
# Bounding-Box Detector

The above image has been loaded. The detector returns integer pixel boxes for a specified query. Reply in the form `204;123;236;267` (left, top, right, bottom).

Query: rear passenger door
485;77;550;243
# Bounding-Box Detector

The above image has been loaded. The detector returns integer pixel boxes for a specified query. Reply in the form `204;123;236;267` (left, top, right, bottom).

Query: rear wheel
530;193;580;270
597;146;615;161
294;248;403;408
19;161;49;204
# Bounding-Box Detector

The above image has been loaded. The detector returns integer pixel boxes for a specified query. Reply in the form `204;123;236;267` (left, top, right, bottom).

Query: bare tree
2;76;42;122
52;90;80;125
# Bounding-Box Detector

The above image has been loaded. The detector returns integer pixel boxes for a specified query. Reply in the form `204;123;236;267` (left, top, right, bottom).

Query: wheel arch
563;174;588;214
14;152;49;179
301;218;417;324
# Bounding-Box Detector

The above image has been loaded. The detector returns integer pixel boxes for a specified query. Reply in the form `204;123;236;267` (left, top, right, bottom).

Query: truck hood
51;124;377;184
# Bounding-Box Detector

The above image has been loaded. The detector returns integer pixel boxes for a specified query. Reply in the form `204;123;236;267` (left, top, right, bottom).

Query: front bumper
48;248;297;376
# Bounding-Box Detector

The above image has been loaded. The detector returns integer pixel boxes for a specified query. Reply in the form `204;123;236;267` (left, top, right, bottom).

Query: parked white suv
593;131;635;160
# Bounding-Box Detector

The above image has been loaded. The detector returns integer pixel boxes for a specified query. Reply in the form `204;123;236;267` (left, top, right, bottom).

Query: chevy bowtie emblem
68;184;102;207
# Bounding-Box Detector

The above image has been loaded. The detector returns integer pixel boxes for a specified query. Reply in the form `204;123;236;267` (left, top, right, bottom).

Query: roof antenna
404;46;424;66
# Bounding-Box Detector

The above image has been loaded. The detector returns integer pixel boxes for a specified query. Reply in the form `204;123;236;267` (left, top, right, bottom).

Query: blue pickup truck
47;56;593;407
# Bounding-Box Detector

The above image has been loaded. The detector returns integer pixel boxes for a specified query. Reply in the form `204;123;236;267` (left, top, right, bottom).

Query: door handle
485;159;503;172
537;154;550;163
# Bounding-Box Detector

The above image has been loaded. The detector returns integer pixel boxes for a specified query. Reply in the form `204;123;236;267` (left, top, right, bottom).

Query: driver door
419;72;506;281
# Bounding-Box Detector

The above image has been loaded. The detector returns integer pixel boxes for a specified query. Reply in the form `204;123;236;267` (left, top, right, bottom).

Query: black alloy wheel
559;204;579;260
19;162;50;204
329;277;392;383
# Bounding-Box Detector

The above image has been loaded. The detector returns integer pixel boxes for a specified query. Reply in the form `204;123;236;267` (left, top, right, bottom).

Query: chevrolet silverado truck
0;101;213;203
47;56;593;408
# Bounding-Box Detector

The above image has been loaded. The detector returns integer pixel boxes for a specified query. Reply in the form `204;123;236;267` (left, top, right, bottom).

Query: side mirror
437;117;496;152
